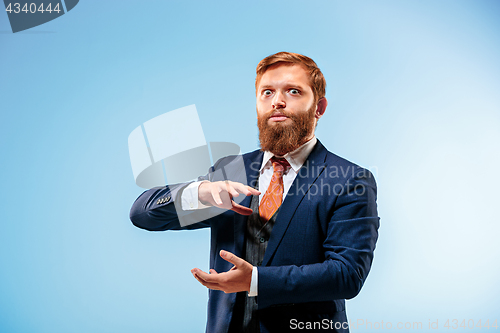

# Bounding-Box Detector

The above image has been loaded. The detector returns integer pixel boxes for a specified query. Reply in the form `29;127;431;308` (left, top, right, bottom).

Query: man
130;52;379;333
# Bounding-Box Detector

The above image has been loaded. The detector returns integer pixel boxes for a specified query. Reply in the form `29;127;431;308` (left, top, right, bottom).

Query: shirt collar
260;136;317;173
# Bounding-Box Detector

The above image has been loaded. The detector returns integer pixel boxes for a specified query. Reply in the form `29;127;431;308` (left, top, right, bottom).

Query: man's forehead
258;63;311;86
263;62;308;76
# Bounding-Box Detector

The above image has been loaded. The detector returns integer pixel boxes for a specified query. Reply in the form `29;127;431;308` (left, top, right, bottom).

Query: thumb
220;250;244;267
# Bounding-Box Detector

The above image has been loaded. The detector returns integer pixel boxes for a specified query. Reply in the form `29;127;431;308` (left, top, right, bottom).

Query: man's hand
199;181;260;216
191;250;253;293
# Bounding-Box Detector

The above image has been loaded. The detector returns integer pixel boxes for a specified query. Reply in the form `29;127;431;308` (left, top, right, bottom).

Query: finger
211;186;223;206
231;182;261;196
220;250;245;267
218;187;233;208
225;181;240;198
209;269;218;275
245;185;261;196
192;268;219;283
230;201;253;216
192;271;222;290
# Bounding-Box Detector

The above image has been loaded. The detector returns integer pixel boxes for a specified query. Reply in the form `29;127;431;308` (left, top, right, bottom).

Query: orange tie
259;157;290;223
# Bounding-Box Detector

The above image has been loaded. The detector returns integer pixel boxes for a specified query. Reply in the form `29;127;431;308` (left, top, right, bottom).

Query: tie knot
271;157;290;174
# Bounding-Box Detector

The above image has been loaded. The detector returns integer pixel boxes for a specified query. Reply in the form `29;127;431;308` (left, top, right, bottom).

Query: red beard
258;105;316;156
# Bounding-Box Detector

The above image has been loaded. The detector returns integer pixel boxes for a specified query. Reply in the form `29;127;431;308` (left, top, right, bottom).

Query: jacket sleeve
129;182;212;231
257;169;380;309
129;156;243;231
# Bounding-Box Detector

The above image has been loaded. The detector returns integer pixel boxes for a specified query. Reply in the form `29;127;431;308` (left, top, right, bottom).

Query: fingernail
220;250;226;257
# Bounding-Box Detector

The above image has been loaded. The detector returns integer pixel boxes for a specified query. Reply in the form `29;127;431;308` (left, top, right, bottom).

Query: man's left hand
191;250;252;293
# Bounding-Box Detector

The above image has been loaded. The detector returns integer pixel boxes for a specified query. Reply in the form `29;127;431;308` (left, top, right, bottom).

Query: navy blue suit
130;140;379;333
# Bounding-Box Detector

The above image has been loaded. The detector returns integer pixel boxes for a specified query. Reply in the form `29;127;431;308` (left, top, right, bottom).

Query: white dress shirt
180;136;318;297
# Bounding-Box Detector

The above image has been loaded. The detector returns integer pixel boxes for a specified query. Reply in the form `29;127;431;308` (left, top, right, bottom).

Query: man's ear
315;97;328;119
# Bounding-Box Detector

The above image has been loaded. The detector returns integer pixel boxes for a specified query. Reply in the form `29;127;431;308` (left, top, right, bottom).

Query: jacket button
259;237;266;243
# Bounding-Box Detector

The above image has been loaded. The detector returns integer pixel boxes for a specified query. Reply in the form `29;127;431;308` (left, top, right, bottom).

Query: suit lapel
262;141;328;266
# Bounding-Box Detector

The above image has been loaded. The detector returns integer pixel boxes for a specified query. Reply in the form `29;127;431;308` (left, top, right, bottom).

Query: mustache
263;109;293;119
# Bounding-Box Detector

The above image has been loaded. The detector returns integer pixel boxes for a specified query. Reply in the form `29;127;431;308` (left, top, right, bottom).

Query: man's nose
272;91;286;109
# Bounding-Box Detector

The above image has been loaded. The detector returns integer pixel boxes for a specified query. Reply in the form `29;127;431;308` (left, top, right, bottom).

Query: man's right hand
198;181;260;216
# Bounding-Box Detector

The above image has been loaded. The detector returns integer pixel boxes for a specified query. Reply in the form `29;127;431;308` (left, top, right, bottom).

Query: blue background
1;1;499;332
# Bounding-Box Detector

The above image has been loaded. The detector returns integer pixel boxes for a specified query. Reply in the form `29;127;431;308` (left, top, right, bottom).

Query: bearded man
130;52;380;333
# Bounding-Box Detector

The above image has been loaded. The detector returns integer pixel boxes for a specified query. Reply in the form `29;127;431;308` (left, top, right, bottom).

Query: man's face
256;63;319;156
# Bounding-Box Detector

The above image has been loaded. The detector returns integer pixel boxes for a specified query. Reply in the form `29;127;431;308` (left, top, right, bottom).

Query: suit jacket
130;140;379;333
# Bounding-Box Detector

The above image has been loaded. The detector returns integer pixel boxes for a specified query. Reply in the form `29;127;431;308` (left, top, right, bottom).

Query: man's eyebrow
259;83;306;90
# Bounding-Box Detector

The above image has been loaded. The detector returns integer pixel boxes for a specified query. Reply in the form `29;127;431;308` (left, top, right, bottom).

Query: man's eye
289;89;300;95
263;90;273;96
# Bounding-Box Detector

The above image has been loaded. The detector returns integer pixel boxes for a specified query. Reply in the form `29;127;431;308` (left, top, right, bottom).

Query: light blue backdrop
1;1;499;332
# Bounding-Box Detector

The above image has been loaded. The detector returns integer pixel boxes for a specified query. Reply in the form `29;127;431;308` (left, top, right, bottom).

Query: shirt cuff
248;266;258;297
181;181;210;210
